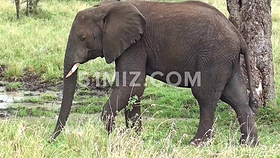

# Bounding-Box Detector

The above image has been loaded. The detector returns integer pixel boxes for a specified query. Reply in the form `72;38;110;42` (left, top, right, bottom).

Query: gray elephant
50;1;259;146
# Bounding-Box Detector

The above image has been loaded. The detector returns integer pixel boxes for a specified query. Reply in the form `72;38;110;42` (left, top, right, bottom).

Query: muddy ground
0;66;112;118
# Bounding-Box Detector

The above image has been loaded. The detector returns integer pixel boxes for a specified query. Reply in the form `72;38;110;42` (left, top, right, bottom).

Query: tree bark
26;0;29;16
226;0;275;106
14;0;20;19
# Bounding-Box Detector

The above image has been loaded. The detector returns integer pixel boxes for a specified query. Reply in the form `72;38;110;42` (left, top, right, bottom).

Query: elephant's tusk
65;63;80;78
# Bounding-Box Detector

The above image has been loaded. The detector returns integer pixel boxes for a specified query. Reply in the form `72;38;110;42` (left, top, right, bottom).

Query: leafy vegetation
9;106;54;117
20;93;57;103
5;82;23;91
0;0;280;157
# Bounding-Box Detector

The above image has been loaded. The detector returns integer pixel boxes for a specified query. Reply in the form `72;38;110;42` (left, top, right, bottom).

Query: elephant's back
134;1;241;52
133;1;240;43
133;1;227;21
134;1;239;36
133;1;242;75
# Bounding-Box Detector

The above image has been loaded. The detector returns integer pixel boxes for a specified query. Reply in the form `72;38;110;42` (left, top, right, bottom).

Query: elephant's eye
80;35;87;42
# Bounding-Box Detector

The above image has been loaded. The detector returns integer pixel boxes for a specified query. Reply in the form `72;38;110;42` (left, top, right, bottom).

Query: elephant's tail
241;44;258;115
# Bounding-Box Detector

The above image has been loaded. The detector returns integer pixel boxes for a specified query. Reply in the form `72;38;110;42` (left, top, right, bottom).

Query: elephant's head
50;2;146;140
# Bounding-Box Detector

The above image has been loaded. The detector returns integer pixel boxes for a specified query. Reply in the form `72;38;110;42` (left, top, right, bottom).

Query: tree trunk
226;0;275;106
26;0;29;16
14;0;20;19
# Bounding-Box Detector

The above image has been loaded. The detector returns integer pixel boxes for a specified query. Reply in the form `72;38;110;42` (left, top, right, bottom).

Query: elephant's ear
102;2;146;63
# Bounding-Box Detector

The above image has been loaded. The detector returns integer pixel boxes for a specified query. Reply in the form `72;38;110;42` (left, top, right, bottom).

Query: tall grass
0;110;280;157
0;0;114;81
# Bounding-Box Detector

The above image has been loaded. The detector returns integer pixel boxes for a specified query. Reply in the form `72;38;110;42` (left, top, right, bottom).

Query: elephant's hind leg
220;69;259;146
190;72;227;146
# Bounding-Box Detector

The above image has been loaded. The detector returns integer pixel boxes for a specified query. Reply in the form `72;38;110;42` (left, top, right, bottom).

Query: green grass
9;106;55;117
5;82;23;91
0;0;280;157
0;108;280;157
0;0;114;81
20;93;57;104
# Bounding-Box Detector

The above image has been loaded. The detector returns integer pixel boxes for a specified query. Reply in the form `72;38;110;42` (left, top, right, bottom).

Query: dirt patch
1;69;112;94
21;69;63;91
1;66;112;99
0;67;61;92
88;77;112;92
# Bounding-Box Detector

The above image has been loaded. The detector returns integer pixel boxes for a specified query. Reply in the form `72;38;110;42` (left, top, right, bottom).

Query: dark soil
22;69;63;91
88;77;112;92
0;66;112;94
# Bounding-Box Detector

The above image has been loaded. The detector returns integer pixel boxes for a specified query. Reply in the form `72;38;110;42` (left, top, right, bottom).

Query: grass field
0;0;280;157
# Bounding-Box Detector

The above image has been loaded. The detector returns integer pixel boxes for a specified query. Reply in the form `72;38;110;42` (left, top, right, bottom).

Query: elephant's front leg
101;53;147;133
125;100;142;132
102;84;145;132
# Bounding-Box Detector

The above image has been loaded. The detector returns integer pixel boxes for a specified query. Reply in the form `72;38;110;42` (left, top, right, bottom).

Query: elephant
50;1;259;146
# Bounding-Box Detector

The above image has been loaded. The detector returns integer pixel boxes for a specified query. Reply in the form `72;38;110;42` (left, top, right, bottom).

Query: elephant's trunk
50;57;78;141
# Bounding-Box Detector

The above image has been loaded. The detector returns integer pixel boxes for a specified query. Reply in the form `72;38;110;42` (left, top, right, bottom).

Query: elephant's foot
125;114;142;134
190;137;213;147
101;113;115;133
131;120;142;134
190;131;214;146
190;139;210;147
240;135;259;147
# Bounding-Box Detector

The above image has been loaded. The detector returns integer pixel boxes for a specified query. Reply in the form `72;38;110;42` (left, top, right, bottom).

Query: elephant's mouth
65;63;80;78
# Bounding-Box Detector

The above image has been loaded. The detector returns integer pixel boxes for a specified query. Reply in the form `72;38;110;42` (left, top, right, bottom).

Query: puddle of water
0;92;24;109
0;84;105;118
0;85;62;117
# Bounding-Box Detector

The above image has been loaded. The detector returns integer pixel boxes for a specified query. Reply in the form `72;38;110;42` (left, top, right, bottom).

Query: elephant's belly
146;67;198;88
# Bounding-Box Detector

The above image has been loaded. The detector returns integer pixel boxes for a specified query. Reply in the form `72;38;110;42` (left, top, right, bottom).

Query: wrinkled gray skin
50;1;259;146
